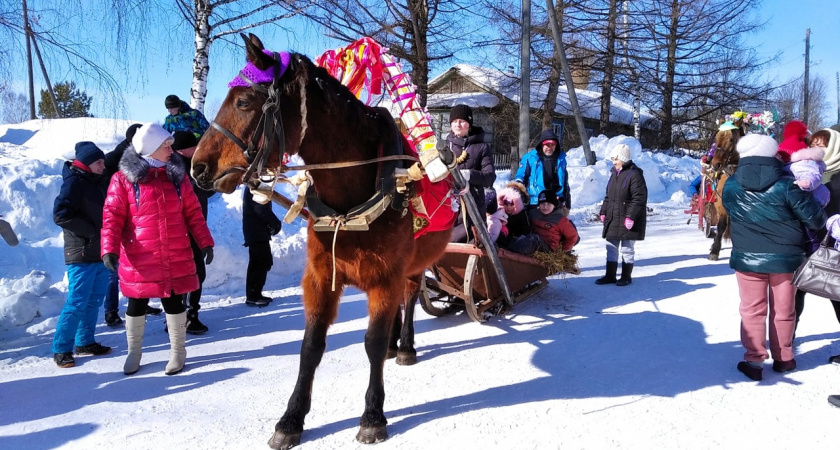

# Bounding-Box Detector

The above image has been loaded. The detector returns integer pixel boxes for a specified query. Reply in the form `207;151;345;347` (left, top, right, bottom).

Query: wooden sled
421;242;580;323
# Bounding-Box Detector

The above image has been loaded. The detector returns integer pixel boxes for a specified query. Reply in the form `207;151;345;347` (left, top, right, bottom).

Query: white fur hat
736;133;778;158
610;144;632;163
133;123;174;156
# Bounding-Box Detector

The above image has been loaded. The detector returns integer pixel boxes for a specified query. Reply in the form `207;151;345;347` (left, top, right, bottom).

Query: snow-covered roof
428;64;656;128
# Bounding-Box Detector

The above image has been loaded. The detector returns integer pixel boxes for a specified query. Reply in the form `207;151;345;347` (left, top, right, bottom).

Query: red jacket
528;207;579;252
101;152;213;298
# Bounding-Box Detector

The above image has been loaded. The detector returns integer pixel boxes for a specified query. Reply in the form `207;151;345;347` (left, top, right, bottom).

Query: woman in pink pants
721;134;826;381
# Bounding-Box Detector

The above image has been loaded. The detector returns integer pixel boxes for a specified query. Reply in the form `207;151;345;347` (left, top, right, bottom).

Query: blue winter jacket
722;156;826;273
515;130;570;207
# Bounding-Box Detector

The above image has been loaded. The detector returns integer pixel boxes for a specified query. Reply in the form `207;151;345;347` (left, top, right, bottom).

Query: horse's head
192;34;304;194
711;129;741;170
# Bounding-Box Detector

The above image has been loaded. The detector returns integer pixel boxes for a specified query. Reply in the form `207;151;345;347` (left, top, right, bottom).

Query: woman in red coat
101;123;214;376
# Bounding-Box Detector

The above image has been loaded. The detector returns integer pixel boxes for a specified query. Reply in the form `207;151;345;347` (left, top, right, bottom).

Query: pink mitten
624;217;634;230
600;215;605;222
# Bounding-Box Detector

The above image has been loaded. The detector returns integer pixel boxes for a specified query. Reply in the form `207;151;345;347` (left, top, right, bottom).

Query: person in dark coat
722;134;825;381
515;129;572;209
171;131;214;333
51;141;112;368
596;143;647;286
446;104;496;243
101;123;153;326
243;187;282;306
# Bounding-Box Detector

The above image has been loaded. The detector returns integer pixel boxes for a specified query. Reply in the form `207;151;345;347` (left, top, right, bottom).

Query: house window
552;120;564;143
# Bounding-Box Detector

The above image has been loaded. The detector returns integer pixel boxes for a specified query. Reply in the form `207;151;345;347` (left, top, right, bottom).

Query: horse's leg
386;302;402;359
395;275;422;366
269;270;341;450
709;215;726;260
356;279;403;444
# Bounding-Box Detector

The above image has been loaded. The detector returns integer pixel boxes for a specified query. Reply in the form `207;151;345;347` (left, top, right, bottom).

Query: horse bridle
209;51;287;187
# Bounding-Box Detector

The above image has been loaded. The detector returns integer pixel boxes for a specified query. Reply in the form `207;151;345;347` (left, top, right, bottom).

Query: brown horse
191;34;451;449
708;128;741;260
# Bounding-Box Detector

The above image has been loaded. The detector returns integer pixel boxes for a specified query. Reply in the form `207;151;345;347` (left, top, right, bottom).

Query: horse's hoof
708;253;719;261
267;430;301;450
356;424;388;444
396;351;417;366
386;347;398;359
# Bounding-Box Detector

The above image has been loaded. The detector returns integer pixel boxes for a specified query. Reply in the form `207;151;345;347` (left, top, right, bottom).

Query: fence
493;153;512;172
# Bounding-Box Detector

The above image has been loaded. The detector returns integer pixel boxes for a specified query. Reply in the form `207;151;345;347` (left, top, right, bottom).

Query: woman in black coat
242;188;282;306
596;144;648;286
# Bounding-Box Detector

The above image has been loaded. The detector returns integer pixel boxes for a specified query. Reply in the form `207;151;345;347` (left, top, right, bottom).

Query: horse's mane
282;53;386;147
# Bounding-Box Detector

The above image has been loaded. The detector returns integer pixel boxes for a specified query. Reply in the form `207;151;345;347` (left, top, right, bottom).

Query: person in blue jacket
515;129;571;209
163;95;210;139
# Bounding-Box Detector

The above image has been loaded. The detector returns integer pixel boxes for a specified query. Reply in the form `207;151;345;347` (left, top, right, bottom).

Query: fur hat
497;186;526;214
449;104;473;125
537;190;559;207
610;144;632;163
74;141;105;166
777;120;809;163
736;133;778;158
165;95;181;109
133;123;174;157
171;131;199;152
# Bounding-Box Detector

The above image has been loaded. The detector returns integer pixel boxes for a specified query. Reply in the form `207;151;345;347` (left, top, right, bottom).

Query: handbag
792;235;840;300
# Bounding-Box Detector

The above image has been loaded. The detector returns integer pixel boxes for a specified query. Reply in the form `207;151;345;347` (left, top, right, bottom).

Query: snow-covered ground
1;118;838;449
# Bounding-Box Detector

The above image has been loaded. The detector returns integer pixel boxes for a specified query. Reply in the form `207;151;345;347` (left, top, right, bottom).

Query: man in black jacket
242;188;282;306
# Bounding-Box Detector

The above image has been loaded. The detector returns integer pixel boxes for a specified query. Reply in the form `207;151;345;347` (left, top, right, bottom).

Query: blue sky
11;1;840;126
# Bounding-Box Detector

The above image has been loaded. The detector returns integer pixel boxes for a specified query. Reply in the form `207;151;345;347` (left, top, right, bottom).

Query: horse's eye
235;99;250;108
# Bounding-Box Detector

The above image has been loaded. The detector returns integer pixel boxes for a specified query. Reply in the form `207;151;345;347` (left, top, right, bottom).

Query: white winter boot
123;315;146;375
164;312;187;375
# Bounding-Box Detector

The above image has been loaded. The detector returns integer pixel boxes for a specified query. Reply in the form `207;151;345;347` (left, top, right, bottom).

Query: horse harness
210;52;421;233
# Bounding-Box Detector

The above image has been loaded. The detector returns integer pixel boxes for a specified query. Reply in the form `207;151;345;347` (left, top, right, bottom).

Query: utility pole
836;71;839;125
803;28;810;127
545;0;595;165
514;0;531;178
22;0;35;119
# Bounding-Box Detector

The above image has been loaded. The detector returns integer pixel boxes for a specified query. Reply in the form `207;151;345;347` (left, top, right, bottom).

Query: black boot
186;309;208;335
595;261;618;285
616;262;634;286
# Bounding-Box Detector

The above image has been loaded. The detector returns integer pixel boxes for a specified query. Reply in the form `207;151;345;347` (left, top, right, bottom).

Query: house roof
427;64;656;128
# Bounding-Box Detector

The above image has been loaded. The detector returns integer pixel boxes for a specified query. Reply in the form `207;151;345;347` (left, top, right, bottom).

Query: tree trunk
659;0;679;150
599;0;618;135
191;3;212;113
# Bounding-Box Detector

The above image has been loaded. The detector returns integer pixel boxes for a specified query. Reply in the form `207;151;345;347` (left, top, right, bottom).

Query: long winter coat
53;162;107;264
515;129;571;208
447;125;496;214
242;188;282;247
599;161;648;241
101;149;214;298
722;155;826;274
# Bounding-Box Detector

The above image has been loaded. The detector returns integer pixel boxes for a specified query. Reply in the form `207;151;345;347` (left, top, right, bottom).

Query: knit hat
610;144;632;163
736;133;778;158
133;123;174;156
536;129;560;151
74;141;105;166
171;131;199;152
823;128;840;178
165;95;181;109
777;120;809;163
537;190;559;207
449;104;473;125
125;123;142;142
228;50;291;88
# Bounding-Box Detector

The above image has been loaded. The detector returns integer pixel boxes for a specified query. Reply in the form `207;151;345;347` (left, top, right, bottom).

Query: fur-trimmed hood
118;147;186;184
790;145;826;163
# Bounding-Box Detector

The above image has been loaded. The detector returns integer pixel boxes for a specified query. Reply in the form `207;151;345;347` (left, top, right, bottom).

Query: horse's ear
241;33;274;69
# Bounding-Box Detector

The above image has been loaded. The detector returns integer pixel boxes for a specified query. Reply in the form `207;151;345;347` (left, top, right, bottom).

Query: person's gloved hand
459;169;471;182
624;217;635;230
600;215;605;222
202;246;214;265
268;223;282;236
103;253;118;272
